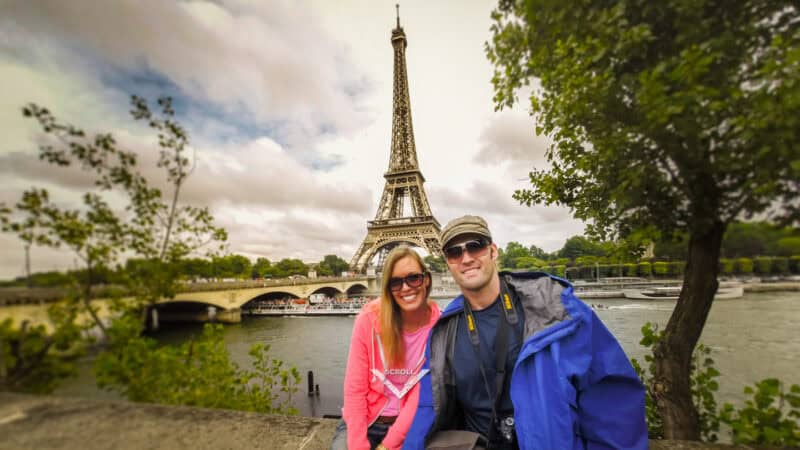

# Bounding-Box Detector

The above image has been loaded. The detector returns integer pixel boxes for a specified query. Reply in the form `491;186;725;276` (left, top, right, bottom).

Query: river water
50;290;800;419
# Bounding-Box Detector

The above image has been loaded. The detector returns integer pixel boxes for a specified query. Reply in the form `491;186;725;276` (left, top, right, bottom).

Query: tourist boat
622;286;681;300
572;277;660;299
430;287;462;300
573;287;625;299
243;298;370;316
622;283;744;300
714;283;745;299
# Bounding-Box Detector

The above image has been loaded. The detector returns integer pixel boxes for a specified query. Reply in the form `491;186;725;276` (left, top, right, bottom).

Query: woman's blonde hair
379;246;433;366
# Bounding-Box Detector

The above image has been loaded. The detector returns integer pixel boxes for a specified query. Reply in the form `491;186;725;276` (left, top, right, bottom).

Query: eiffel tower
350;6;442;272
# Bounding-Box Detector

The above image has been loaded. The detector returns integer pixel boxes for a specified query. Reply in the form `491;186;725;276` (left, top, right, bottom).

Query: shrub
791;256;800;274
772;257;789;275
633;323;800;445
638;262;652;277
95;318;300;414
720;258;735;275
0;303;84;394
623;263;637;277
736;257;754;274
653;261;669;277
578;265;595;279
631;322;720;441
718;379;800;446
753;257;772;275
668;261;685;277
776;237;800;257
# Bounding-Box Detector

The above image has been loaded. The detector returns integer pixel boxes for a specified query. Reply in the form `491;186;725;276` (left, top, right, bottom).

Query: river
46;290;800;420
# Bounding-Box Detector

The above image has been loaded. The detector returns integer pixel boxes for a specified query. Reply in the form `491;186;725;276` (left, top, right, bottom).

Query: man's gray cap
439;215;492;249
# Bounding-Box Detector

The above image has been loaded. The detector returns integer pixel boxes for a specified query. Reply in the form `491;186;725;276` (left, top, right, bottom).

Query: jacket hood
439;270;571;315
436;271;581;345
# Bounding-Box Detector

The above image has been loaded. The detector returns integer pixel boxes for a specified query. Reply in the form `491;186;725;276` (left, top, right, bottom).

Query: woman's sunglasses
388;272;428;292
443;238;490;262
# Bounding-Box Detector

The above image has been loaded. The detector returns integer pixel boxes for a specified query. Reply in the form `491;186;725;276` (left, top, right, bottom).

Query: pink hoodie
341;299;441;450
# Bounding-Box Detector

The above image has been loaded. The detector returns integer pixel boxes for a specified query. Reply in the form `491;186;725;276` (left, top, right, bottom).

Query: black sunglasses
443;238;490;261
388;272;428;291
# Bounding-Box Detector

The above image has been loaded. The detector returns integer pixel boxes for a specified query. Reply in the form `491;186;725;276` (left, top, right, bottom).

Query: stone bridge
151;276;379;324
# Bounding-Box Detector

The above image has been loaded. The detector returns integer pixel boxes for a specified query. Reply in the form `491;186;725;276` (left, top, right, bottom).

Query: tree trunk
653;220;725;440
82;252;108;338
25;244;31;289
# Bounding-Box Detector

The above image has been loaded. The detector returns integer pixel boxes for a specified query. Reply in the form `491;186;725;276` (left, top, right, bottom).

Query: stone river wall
0;393;791;450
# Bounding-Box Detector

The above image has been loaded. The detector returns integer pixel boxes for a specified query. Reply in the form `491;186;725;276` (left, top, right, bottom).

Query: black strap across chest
461;278;520;444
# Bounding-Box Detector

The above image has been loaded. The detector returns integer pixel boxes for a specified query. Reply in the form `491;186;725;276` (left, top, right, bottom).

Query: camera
496;415;516;445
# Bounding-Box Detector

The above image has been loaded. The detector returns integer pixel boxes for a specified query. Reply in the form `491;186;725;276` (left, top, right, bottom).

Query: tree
0;97;300;414
558;236;606;260
227;255;252;279
423;254;446;273
655;232;690;261
527;244;550;260
0;306;82;393
488;0;799;439
210;254;252;279
721;222;794;257
3;97;227;318
722;223;770;257
499;241;532;268
0;96;226;389
317;254;350;277
515;256;547;269
777;237;800;257
271;258;308;278
180;257;213;280
252;257;272;278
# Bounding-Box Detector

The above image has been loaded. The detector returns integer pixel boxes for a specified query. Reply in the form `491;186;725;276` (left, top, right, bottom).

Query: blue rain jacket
403;272;648;449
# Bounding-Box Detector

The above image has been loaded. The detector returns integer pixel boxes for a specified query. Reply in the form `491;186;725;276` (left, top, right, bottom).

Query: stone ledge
0;393;337;450
0;393;790;449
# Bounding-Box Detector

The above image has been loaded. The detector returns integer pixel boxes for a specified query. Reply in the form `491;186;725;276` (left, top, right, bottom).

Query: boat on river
622;283;744;300
573;287;625;299
573;277;663;299
243;298;370;316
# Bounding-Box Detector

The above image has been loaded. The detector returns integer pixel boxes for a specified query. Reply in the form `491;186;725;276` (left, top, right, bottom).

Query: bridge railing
175;275;375;293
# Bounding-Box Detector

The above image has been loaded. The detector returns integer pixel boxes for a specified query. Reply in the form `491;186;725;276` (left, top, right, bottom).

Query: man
405;215;647;449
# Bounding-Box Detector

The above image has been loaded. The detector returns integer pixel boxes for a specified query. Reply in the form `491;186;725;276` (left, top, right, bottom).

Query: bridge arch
151;300;241;324
165;276;379;311
241;291;299;309
346;283;369;297
309;286;344;298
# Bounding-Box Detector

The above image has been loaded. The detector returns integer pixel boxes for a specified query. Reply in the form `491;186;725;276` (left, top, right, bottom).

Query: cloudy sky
0;0;585;279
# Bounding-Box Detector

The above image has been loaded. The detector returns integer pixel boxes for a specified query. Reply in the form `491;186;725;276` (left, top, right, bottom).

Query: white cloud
475;109;550;167
1;0;372;148
0;0;586;278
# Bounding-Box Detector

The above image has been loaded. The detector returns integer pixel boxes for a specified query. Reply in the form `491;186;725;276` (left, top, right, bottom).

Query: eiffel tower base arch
350;220;442;273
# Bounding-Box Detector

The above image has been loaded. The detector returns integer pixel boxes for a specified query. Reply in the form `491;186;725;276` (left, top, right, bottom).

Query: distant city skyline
0;1;586;279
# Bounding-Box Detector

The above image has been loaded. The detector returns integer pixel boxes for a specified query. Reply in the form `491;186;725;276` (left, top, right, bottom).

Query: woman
331;246;441;450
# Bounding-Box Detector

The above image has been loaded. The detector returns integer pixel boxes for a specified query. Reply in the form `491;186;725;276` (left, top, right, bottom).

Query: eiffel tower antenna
350;9;442;272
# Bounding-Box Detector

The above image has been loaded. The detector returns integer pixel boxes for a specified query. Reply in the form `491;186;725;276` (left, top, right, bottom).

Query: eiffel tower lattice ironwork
350;7;442;272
